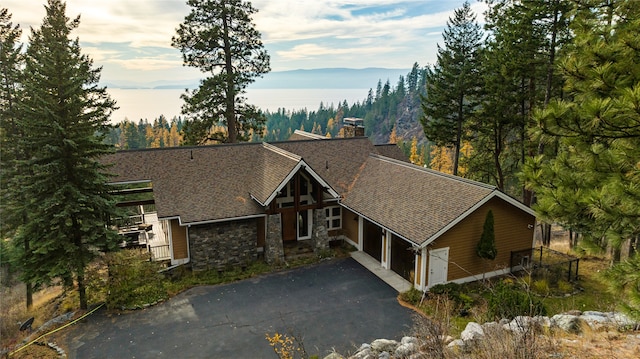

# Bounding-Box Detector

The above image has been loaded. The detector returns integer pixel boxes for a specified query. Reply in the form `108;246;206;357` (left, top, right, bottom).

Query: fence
510;246;579;282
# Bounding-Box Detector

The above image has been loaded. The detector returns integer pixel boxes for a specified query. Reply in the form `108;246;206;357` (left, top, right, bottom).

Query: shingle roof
272;137;375;194
374;144;409;162
340;154;496;245
104;143;301;224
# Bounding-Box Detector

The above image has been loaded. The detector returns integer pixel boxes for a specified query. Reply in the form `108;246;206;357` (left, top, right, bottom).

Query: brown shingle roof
374;144;409;162
272;137;375;194
340;154;495;245
104;143;300;224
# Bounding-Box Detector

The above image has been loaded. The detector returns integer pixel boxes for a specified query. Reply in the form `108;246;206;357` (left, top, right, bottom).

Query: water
107;88;370;123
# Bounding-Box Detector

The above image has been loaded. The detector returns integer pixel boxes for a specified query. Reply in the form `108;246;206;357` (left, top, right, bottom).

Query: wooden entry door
281;210;297;241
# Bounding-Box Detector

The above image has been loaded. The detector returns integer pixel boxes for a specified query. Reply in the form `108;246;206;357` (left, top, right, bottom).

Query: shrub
487;282;546;320
532;279;550;295
557;280;574;294
400;287;423;305
105;249;168;309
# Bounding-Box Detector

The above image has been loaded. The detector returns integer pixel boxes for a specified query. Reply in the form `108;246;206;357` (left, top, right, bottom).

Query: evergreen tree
0;7;36;308
420;1;483;176
523;0;640;255
172;0;270;144
477;210;497;281
15;0;120;309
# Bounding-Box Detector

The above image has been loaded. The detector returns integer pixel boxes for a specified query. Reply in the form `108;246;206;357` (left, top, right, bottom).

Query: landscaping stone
461;321;484;341
378;351;390;359
394;342;417;357
370;339;398;353
551;314;583;333
323;352;345;359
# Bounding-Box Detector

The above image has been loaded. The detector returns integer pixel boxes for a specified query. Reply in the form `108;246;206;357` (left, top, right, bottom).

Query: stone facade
189;218;257;271
265;213;284;265
311;208;330;255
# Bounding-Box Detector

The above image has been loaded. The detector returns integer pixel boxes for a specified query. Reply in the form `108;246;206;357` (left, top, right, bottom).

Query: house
104;129;536;291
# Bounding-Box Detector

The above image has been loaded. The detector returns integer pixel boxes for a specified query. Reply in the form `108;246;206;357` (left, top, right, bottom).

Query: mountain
251;68;410;89
103;68;410;90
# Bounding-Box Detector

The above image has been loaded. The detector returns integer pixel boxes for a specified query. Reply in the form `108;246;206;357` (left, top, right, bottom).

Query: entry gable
250;143;339;207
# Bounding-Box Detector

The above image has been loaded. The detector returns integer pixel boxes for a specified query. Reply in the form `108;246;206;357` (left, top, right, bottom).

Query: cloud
4;0;488;81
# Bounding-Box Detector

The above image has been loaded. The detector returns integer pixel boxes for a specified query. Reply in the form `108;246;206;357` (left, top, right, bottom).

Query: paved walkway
351;251;413;293
63;258;414;359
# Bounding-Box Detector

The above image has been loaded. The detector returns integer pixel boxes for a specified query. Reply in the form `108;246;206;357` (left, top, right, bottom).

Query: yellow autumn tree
458;141;473;177
429;145;453;174
389;124;398;144
409;137;424;166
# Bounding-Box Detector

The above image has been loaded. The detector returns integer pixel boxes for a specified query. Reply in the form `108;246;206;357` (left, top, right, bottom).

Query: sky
4;0;487;87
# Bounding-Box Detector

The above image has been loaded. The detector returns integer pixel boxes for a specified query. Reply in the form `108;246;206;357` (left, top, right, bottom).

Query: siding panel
429;197;535;282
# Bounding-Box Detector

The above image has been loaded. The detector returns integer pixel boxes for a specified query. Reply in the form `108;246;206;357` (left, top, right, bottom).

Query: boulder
551;314;583;333
461;321;484;341
378;351;390;359
370;339;398;353
394;342;417;357
324;353;344;359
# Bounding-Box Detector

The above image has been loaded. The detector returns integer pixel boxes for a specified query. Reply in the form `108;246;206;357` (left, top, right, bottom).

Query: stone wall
312;208;330;255
265;213;284;265
189;218;257;271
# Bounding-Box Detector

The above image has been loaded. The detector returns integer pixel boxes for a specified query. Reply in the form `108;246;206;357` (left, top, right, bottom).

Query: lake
107;88;370;123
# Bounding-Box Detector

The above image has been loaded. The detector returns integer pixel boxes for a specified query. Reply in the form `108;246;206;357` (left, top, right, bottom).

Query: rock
378;351;390;359
400;336;418;345
503;316;550;334
461;321;484;341
350;346;373;359
580;311;639;330
356;343;371;352
324;353;344;359
441;335;454;345
447;339;466;351
552;314;583;333
394;342;417;357
370;339;398;353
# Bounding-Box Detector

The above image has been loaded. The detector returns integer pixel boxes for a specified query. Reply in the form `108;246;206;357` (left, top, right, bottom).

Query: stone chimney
343;117;364;137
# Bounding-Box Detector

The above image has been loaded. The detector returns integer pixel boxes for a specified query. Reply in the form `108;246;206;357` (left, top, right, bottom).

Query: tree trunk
78;273;87;310
453;93;464;176
541;223;551;247
24;233;33;309
222;4;237;143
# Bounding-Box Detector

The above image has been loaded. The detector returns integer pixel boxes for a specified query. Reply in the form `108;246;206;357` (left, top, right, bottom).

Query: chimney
343;117;364;137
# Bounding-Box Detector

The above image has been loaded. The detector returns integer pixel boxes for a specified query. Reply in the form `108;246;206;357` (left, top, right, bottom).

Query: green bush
400;287;423;305
429;282;473;310
487;282;547;320
105;249;168;309
532;279;550;295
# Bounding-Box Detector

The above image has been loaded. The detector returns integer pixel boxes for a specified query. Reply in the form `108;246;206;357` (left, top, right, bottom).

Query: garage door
390;235;415;282
363;219;382;261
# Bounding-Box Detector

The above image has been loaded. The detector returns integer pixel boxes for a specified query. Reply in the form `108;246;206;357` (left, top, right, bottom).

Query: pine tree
523;0;640;255
419;1;482;176
0;7;36;308
15;0;120;309
172;0;270;144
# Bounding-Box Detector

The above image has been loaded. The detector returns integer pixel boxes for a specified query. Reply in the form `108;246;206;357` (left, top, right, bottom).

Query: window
325;206;342;230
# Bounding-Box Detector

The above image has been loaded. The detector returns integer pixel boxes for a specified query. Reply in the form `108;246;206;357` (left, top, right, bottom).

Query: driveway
63;258;415;358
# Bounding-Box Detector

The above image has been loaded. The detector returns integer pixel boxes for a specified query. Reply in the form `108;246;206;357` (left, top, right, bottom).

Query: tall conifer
16;0;120;309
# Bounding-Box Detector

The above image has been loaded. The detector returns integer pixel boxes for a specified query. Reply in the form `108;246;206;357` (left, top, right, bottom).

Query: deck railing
149;244;171;261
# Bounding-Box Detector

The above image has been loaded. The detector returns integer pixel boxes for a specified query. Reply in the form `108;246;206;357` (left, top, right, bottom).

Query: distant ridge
103;67;410;90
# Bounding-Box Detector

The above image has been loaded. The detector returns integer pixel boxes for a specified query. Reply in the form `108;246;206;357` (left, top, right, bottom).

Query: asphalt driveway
63;258;415;358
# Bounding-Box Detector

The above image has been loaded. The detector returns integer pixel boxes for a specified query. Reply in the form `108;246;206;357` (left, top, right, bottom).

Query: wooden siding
428;197;535;282
171;219;188;260
341;207;360;245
